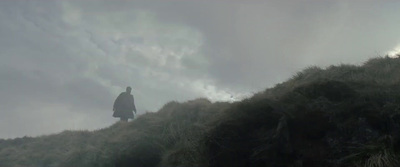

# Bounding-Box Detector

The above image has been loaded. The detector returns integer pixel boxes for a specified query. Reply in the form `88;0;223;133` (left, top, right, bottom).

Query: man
113;86;137;122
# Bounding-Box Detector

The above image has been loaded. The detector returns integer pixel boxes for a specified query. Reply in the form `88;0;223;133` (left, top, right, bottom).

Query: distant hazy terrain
1;56;400;167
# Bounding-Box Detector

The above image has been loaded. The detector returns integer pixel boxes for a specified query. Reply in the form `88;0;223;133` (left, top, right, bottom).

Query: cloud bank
1;0;400;138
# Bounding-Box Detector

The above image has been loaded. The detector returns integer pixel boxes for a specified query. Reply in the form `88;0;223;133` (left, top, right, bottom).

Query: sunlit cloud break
388;44;400;58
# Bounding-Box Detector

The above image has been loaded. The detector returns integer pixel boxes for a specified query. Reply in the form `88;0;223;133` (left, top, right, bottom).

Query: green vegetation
1;56;400;167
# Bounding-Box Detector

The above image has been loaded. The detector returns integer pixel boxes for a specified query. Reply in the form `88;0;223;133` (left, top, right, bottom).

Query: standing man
113;86;137;122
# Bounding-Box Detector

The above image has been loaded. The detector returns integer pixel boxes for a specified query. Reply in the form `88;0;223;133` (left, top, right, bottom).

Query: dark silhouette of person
113;86;137;122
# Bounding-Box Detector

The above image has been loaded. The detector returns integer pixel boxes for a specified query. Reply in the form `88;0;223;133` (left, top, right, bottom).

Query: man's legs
120;117;128;122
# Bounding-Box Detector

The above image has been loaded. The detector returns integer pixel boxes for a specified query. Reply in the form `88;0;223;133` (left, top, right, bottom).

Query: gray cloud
145;1;400;91
1;0;400;138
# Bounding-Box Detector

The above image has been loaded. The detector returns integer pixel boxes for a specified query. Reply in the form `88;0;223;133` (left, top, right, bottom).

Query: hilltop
1;56;400;167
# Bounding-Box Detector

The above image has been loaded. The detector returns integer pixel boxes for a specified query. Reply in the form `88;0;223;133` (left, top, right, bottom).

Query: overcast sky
1;0;400;139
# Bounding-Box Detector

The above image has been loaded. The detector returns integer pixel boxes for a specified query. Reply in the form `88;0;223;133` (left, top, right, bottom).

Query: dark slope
1;56;400;167
204;56;400;167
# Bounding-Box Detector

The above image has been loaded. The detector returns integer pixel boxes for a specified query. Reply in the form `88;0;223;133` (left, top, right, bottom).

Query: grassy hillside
204;56;400;167
1;56;400;167
0;99;230;167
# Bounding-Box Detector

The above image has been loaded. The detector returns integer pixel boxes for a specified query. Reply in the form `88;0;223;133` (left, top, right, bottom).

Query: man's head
126;86;132;94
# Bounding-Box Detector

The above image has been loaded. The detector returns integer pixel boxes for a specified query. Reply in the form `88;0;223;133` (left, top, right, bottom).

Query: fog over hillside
1;0;400;138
